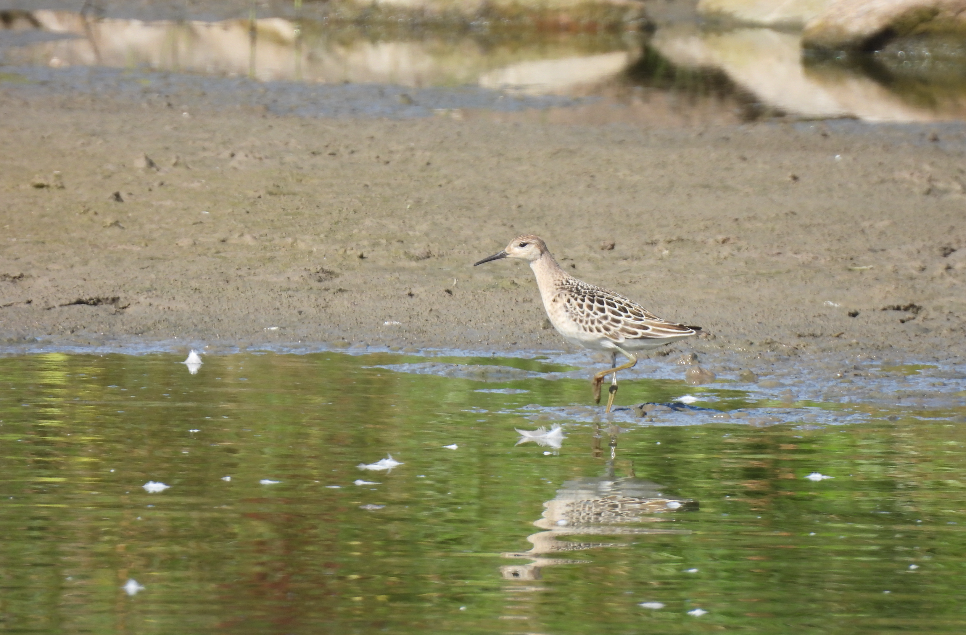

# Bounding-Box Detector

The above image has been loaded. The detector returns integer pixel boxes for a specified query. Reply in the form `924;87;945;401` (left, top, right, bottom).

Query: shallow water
3;350;966;633
1;9;965;124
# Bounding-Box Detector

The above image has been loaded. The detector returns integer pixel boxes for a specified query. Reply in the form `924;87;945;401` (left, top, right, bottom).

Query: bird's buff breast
542;293;616;350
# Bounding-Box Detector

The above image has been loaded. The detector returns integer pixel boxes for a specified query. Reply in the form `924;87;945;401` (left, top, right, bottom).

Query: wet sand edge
1;89;965;365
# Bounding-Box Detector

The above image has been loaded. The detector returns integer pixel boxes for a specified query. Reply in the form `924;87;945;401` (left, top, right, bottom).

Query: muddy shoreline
1;77;965;366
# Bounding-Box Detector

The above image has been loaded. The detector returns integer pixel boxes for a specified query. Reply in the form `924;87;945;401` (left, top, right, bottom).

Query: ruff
475;235;699;412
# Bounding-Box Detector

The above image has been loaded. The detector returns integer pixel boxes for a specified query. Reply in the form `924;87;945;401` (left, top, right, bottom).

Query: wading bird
474;235;699;412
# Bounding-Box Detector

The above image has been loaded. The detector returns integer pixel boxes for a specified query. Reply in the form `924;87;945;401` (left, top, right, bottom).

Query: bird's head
474;235;548;266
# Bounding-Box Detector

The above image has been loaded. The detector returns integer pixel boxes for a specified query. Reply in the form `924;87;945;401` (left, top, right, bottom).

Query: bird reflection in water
501;422;697;585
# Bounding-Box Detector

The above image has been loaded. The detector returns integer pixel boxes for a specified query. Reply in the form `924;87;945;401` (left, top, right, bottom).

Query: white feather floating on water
183;350;203;374
357;454;403;471
443;444;458;450
354;479;380;485
142;481;170;493
123;579;145;596
805;472;833;481
515;425;565;449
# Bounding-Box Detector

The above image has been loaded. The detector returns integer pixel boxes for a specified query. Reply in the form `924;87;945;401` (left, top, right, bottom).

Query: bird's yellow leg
606;372;620;413
592;347;637;412
592;352;615;403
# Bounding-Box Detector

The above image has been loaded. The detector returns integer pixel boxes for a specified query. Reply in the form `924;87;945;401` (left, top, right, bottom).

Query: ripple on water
2;349;966;634
373;362;544;382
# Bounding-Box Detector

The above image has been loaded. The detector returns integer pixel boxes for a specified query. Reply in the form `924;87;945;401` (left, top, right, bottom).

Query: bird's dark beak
474;251;507;266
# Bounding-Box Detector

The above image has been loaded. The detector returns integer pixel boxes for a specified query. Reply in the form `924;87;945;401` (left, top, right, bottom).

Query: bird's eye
518;242;528;248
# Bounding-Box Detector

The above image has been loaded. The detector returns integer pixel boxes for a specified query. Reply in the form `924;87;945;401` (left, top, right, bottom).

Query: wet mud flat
373;347;966;427
1;68;966;372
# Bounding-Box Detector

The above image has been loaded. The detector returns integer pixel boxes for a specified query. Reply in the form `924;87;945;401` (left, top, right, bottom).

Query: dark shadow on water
804;36;966;117
621;45;786;122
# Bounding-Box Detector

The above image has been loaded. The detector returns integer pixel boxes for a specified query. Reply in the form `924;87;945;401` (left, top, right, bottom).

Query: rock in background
802;0;966;52
697;0;835;27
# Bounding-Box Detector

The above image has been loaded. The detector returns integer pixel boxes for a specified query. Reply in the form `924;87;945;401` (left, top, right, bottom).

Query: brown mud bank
1;89;965;364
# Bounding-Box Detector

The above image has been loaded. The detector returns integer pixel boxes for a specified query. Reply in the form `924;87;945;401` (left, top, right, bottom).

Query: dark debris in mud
55;296;129;312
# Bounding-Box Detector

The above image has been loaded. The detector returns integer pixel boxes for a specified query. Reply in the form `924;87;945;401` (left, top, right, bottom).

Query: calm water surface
3;351;966;633
2;9;966;124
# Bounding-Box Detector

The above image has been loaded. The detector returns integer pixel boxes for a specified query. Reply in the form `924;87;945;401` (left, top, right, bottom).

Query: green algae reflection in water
1;351;966;633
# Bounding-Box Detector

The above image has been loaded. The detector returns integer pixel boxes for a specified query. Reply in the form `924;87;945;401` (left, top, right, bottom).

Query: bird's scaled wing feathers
561;280;695;342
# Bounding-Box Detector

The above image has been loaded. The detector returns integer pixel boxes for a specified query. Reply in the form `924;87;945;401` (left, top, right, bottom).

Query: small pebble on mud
685;366;716;385
636;403;673;417
676;352;698;365
738;370;758;382
30;171;65;189
134;154;158;170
